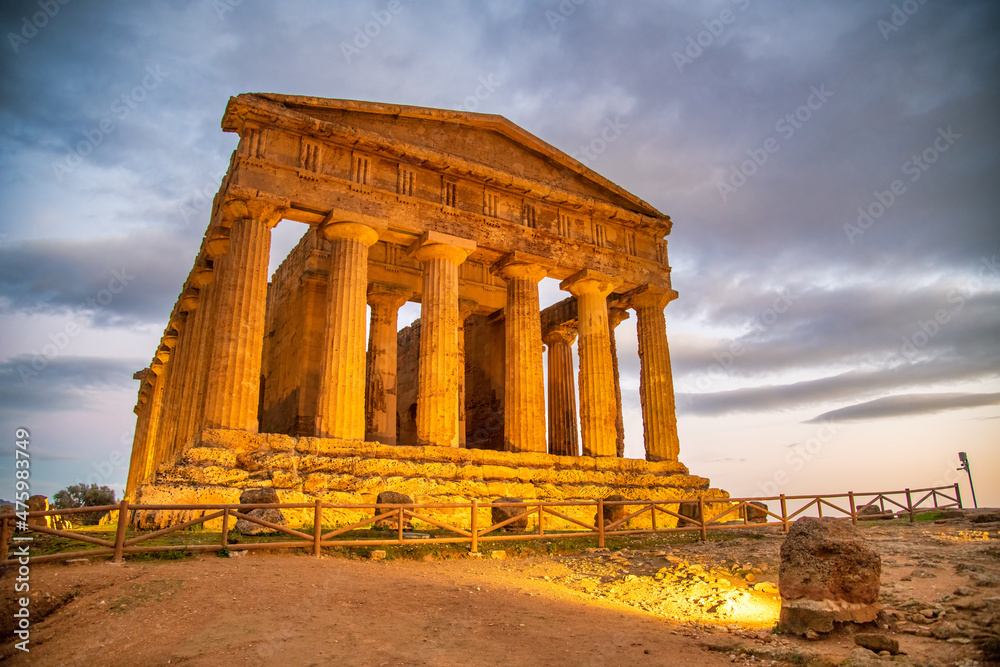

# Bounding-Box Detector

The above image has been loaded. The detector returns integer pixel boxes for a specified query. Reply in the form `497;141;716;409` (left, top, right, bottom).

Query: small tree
52;483;117;525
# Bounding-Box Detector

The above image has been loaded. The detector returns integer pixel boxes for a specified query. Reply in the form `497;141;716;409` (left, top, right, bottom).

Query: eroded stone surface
778;517;882;635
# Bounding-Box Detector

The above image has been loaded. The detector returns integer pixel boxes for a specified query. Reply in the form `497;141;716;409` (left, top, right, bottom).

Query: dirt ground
1;514;998;666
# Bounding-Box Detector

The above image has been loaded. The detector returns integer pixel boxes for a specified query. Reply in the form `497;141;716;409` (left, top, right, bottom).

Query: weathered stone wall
396;321;421;446
463;313;506;450
133;429;729;532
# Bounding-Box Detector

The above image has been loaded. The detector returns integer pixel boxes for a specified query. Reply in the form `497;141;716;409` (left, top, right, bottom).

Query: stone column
494;254;549;453
543;325;579;457
560;269;621;457
365;283;410;444
631;285;680;462
608;306;631;457
141;362;167;482
316;222;380;440
457;298;478;447
409;231;476;447
202;193;287;431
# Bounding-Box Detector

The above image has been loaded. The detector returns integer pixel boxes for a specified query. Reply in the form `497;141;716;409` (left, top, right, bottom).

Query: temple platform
133;429;730;530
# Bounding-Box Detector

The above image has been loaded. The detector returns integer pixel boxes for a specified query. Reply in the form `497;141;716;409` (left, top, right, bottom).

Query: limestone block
270;470;303;489
181;447;238;468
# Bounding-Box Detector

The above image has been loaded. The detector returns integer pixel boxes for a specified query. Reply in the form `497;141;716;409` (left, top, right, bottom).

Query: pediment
224;93;663;219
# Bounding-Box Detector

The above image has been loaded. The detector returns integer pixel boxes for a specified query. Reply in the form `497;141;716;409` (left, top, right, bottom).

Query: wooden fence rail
0;483;963;568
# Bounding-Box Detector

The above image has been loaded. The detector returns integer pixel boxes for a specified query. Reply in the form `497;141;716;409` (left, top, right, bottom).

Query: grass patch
914;511;943;522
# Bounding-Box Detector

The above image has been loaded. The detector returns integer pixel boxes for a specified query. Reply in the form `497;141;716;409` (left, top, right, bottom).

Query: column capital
367;282;411;309
322;221;379;246
407;231;476;264
492;251;553;283
628;284;678;310
190;266;213;289
559;269;621;298
608;306;631;329
219;186;289;229
543;323;577;347
459;297;479;319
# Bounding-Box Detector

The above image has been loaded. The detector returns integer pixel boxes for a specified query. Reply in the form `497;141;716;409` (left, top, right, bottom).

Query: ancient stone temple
125;93;726;526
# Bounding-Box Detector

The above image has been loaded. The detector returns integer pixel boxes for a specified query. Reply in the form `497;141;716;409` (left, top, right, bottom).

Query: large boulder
594;494;628;528
492;497;528;532
778;517;881;635
235;488;287;536
857;504;895;520
374;491;413;530
26;495;49;528
742;501;768;523
677;500;702;526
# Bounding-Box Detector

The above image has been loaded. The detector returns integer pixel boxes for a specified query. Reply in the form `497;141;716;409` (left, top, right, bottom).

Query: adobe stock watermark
573;116;628;167
212;0;242;20
896;254;997;363
17;267;134;384
7;0;71;54
672;0;751;73
340;0;413;64
677;288;800;402
51;66;170;182
545;0;588;31
716;84;834;202
757;420;840;496
178;169;226;225
455;74;501;112
843;126;961;245
877;0;928;41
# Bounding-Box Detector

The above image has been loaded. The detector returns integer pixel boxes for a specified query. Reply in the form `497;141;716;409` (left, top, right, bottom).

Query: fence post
954;483;963;509
112;499;129;563
848;492;857;526
538;503;544;536
651;503;657;532
698;496;707;541
597;498;605;548
397;506;404;543
470;500;478;554
221;508;230;549
905;488;915;523
313;499;322;557
780;494;789;533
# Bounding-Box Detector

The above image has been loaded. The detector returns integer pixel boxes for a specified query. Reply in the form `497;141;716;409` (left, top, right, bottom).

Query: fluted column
365;283;410;444
203;193;287;431
410;232;476;447
177;266;215;447
457;298;478;447
608;306;630;457
543;325;579;456
631;285;680;462
141;363;167;482
153;320;186;457
316;222;380;440
494;255;548;453
560;269;621;457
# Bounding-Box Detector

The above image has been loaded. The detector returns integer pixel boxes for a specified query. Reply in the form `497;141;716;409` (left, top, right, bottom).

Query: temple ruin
125;94;726;525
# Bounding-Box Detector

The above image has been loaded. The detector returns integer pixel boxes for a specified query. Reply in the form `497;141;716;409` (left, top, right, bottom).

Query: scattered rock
492;497;528;532
910;569;936;578
374;491;414;530
970;572;999;587
931;620;960;639
235;488;288;536
741;501;768;523
778;517;882;635
26;494;49;527
854;633;899;654
369;550;386;561
490;550;506;560
971;512;1000;524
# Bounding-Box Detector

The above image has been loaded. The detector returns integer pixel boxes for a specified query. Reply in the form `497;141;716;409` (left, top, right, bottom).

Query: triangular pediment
224;93;663;219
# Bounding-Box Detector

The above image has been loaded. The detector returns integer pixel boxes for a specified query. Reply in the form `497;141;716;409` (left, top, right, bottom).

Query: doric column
457;298;478;447
631;285;680;462
316;222;380;440
176;265;215;447
365;283;410;444
140;362;167;483
409;231;476;447
494;253;549;453
202;192;287;431
153;319;186;458
608;306;630;457
543;325;579;456
559;269;621;457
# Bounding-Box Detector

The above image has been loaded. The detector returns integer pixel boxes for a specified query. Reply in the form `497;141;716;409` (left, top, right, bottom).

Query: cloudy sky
1;0;997;509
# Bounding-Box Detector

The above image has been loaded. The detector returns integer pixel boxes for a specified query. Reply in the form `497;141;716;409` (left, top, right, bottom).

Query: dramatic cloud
807;392;1000;423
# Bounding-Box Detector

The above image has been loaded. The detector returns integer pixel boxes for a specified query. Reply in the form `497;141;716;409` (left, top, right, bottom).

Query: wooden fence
0;483;962;568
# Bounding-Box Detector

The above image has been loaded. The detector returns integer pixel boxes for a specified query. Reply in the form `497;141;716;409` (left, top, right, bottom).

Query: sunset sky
1;1;997;508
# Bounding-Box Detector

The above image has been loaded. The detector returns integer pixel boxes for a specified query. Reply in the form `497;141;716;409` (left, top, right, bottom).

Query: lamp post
957;452;978;509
